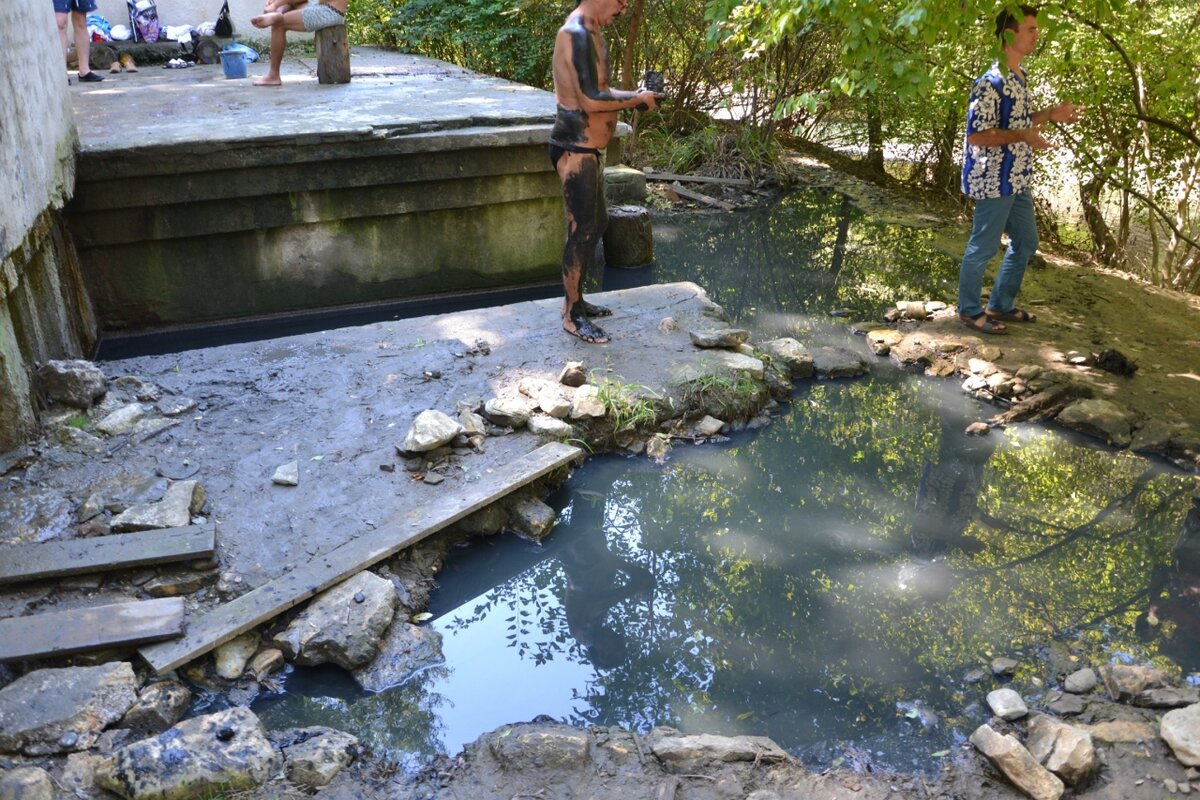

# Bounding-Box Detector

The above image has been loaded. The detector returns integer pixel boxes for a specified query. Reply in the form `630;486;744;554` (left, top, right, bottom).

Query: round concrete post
603;204;653;268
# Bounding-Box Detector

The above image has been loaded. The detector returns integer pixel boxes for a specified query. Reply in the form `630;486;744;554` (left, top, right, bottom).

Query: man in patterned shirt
957;5;1082;334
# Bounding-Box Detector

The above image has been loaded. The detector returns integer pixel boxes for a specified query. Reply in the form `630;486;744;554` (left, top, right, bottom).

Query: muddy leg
557;151;610;343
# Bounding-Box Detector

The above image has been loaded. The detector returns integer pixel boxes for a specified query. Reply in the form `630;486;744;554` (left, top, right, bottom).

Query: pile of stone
968;660;1200;800
861;303;1200;469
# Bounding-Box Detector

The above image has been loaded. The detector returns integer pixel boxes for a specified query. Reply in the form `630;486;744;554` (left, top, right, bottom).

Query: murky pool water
253;190;1199;773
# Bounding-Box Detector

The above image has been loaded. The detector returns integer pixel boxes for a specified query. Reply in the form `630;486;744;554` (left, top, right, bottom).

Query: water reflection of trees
648;190;960;336
454;372;1193;761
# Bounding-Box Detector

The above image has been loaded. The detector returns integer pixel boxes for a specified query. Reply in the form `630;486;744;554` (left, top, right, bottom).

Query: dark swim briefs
549;140;604;168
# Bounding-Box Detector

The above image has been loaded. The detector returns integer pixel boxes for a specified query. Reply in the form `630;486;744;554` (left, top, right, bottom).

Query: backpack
214;1;233;37
127;0;161;43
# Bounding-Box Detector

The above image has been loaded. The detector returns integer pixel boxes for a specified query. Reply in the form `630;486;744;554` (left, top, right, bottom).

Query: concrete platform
66;48;570;332
0;282;766;666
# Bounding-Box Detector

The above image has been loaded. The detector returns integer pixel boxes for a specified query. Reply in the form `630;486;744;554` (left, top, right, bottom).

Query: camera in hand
643;70;665;95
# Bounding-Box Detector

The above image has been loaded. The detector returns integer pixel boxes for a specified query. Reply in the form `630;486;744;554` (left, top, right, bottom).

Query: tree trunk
865;101;885;177
619;0;645;90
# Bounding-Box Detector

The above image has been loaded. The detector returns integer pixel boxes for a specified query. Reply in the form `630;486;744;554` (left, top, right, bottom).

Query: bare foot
250;12;281;27
563;313;610;344
581;298;612;317
252;75;282;87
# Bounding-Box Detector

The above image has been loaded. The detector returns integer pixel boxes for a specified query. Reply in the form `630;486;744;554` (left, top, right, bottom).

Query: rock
1047;694;1085;716
987;688;1029;720
113;375;159;401
352;622;444;692
403;409;464;452
271;461;299;486
483;397;534;429
966;422;991;436
456;504;508;536
992;657;1019;676
120;680;192;736
760;338;815;378
1135;687;1200;708
214;632;261;680
689;328;751;349
646;729;789;764
249;649;286;680
527;416;574;438
537;386;572;419
144;568;217;597
94;403;147;436
866;329;905;356
657;317;678;333
111;480;201;531
811;347;868;379
155;395;197;416
1099;664;1169;700
508;496;556;541
0;662;138;755
896;301;928;320
646;435;671;459
1056;398;1136;447
1079;720;1156;743
37;360;107;409
486;723;592;771
1093;347;1137;376
710;350;765;379
1063;668;1097;693
570;385;606;419
1026;714;1099;785
272;571;397;669
559;361;587;387
603;204;654;267
1162;703;1200;766
694;415;725;437
0;767;54;800
94;707;279;800
969;724;1064;800
283;727;359;787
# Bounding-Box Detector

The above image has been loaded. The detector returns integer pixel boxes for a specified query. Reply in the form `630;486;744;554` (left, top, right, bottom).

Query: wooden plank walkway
0;598;184;661
0;524;216;585
140;442;582;673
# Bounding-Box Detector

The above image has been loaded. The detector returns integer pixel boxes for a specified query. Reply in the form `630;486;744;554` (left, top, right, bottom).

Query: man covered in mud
551;0;661;343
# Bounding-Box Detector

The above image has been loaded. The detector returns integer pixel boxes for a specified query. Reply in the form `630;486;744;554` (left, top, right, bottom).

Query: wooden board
0;598;184;661
645;170;750;187
0;524;216;586
140;442;582;673
669;182;736;211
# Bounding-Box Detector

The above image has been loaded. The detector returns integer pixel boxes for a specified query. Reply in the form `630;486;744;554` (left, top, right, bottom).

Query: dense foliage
346;0;1199;293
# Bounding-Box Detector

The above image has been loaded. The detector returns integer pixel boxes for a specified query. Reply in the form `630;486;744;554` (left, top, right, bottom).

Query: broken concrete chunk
559;361;587;387
689;328;750;349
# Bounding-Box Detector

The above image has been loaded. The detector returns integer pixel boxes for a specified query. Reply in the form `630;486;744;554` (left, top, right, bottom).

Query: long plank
140;442;582;673
669;182;736;211
0;524;216;585
0;598;184;661
645;170;751;187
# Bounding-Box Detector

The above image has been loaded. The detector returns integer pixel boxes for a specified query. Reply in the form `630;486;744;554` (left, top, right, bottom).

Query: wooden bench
315;25;350;84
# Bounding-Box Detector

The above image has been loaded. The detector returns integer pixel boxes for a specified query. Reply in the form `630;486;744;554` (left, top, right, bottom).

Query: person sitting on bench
249;0;346;87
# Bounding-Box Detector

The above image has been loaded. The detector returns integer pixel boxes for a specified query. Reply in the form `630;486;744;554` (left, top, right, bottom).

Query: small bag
214;0;233;37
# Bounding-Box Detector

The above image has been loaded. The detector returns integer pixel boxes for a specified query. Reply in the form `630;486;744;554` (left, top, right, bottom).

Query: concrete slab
69;47;557;154
0;282;752;640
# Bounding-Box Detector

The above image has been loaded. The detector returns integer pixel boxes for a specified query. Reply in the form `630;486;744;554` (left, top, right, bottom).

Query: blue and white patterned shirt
961;63;1033;199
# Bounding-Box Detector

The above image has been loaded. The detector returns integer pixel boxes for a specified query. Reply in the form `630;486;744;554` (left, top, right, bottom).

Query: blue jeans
957;190;1038;319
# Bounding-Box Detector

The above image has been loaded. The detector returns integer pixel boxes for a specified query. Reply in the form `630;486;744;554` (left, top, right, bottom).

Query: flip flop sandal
960;314;1007;335
986;308;1036;323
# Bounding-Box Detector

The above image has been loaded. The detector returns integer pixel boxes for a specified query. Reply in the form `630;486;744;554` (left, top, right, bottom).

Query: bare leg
56;12;69;74
252;6;303;86
556;151;609;344
71;12;92;76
